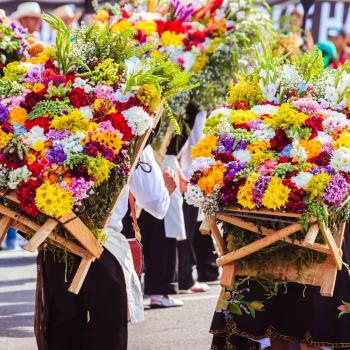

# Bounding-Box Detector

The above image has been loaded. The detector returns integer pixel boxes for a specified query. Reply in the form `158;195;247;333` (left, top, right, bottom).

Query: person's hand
179;175;188;194
163;169;176;195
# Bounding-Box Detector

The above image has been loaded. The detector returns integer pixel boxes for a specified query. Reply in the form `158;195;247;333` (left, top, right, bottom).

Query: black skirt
210;225;350;350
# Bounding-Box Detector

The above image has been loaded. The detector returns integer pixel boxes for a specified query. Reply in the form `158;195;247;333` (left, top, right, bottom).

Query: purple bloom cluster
46;145;67;164
224;161;246;186
46;130;70;141
252;176;271;206
170;0;194;21
23;65;45;84
83;141;115;162
323;173;349;206
248;119;262;131
0;104;9;124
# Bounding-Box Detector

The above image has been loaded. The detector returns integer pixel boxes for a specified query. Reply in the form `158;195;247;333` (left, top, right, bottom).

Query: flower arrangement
0;15;189;242
0;18;29;75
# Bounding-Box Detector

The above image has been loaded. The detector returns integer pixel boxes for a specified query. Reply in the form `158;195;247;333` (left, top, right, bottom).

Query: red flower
305;115;323;139
234;123;251;131
25;117;51;133
27;158;48;179
308;151;331;166
68;87;89;108
279;156;290;163
270;130;290;152
17;179;42;217
104;113;133;141
134;28;147;43
21;92;45;112
282;179;307;213
155;20;185;35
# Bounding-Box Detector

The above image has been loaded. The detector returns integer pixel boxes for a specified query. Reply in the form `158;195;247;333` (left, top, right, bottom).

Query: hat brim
11;10;41;20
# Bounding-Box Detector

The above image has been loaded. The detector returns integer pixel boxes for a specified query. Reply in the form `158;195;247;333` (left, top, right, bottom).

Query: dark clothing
38;249;128;350
210;225;350;350
139;210;178;295
178;203;219;290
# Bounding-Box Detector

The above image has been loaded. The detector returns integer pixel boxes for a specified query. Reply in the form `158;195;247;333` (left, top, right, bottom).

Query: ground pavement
0;250;220;350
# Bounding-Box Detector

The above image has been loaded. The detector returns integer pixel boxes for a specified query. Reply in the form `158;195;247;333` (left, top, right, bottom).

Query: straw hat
11;2;41;20
52;5;82;21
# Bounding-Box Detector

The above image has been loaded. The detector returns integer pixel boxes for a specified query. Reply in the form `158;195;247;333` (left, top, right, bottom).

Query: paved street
0;250;220;350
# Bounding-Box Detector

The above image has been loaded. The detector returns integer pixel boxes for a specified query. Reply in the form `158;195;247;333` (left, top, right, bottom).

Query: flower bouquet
185;48;350;311
0;15;189;292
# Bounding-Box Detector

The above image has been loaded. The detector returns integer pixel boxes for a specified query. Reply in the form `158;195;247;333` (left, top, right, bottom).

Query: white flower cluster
190;157;216;177
8;166;32;189
291;172;313;189
24;126;47;147
184;184;205;207
73;77;93;94
251;104;278;116
320;109;350;132
233;149;251;163
330;147;350;172
290;140;307;163
55;132;85;155
122;106;153;136
0;164;9;189
252;124;275;141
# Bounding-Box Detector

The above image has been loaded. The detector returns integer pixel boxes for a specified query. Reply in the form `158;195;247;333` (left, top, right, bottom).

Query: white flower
125;56;142;76
291;172;313;189
79;106;93;120
315;132;334;145
73;77;93;93
330;147;350;172
114;87;134;103
55;132;85;155
252;124;275;141
251;104;278;116
190;157;215;176
233;149;251;163
185;184;204;207
24;126;47;147
208;107;232;119
122;106;153;136
290;140;307;163
217;119;233;134
8;166;32;189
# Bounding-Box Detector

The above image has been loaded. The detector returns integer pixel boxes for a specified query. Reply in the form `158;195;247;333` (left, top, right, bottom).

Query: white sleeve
129;145;170;219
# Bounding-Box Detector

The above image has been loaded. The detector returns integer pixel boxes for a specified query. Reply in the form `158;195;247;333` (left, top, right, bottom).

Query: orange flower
9;107;27;126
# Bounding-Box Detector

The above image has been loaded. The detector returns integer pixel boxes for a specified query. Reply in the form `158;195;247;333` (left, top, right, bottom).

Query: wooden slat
68;257;94;294
320;225;343;270
303;223;320;246
24;218;58;252
224;207;302;218
216;223;302;266
220;263;235;288
0;205;41;231
210;221;227;256
0;190;20;203
59;213;103;259
0;216;13;245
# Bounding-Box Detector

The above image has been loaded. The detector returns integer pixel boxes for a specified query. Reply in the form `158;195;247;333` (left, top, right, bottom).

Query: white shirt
104;145;170;323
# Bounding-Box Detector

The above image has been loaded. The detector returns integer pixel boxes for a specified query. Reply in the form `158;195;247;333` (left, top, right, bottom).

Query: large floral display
0;15;189;241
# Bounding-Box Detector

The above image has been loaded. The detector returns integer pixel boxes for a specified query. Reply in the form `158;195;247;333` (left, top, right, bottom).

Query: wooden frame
201;207;345;297
0;101;165;294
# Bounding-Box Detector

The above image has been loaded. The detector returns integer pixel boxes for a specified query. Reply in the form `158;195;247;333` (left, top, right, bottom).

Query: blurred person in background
328;26;350;68
11;2;42;39
317;40;337;68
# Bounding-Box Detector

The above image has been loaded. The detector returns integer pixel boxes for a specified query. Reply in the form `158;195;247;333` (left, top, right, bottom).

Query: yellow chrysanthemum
191;54;208;74
31;83;45;93
334;132;350;150
133;21;157;35
197;163;226;195
237;174;259;209
91;131;123;155
0;129;12;148
111;19;132;32
227;77;264;107
51;110;89;133
250;151;274;167
96;9;109;22
305;172;330;202
247;141;270;154
32;141;45;152
136;84;161;112
265;103;308;130
262;177;290;210
160;31;184;47
88;155;116;186
27;152;36;165
299;139;322;159
35;183;73;218
87;122;98;133
191;135;218;159
9;107;27;126
230;110;258;125
92;98;114;115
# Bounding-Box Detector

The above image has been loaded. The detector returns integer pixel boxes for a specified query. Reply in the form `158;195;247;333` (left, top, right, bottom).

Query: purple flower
93;85;115;101
23;65;44;84
323;174;349;206
46;145;67;164
83;141;115;162
218;135;234;152
224;161;246;186
0;104;9;124
248;119;262;131
252;176;271;206
43;75;67;88
311;166;333;175
46;130;70;141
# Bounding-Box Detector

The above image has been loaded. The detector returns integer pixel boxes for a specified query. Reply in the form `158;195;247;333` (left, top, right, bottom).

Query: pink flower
257;159;278;175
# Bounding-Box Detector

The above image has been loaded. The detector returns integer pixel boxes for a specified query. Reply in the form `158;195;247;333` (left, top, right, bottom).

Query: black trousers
139;210;178;295
40;249;128;350
178;203;219;290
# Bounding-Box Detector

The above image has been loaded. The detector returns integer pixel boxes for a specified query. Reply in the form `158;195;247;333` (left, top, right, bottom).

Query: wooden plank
24;218;58;252
217;213;330;254
320;261;338;297
320;225;343;270
0;205;41;231
68;257;94;295
0;216;13;245
220;263;235;288
210;221;227;256
199;216;213;235
59;213;103;259
0;191;20;203
303;223;320;246
224;207;302;218
216;223;302;266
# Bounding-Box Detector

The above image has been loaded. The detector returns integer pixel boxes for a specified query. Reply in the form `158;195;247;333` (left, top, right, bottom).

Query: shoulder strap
128;192;142;242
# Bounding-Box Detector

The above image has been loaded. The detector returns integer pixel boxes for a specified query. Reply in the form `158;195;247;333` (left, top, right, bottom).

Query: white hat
52;5;82;20
0;9;6;19
11;2;41;21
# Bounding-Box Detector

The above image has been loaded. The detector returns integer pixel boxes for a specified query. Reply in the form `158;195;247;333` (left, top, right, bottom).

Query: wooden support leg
303;223;319;246
24;218;58;252
220;263;235;288
68;257;95;295
320;225;343;270
0;216;13;245
320;262;337;297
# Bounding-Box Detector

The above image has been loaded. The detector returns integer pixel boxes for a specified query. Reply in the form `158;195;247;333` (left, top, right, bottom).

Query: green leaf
229;302;243;316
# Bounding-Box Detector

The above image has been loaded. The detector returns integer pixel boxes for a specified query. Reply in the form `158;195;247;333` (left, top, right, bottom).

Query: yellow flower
96;9;109;22
88;155;116;186
87;122;98;133
197;163;226;195
191;135;218;159
32;141;45;152
92;98;114;115
31;83;45;93
299;139;322;159
51;110;89;133
305;172;330;202
150;50;163;58
0;129;12;148
136;84;161;112
230;110;258;125
334;132;350;150
133;21;157;35
111;19;132;32
35;183;73;218
237;174;259;209
250;151;274;167
191;54;208;74
91;131;123;155
247;141;270;154
227;77;264;107
9;107;27;126
27;56;49;64
27;152;36;165
160;31;184;47
265;104;308;130
262;177;290;210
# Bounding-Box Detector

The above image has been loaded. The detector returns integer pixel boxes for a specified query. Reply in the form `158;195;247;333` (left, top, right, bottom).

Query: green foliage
64;153;89;170
82;58;119;86
300;200;329;231
0;79;25;98
295;47;324;82
45;81;72;99
4;135;28;161
27;99;73;120
2;62;27;81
